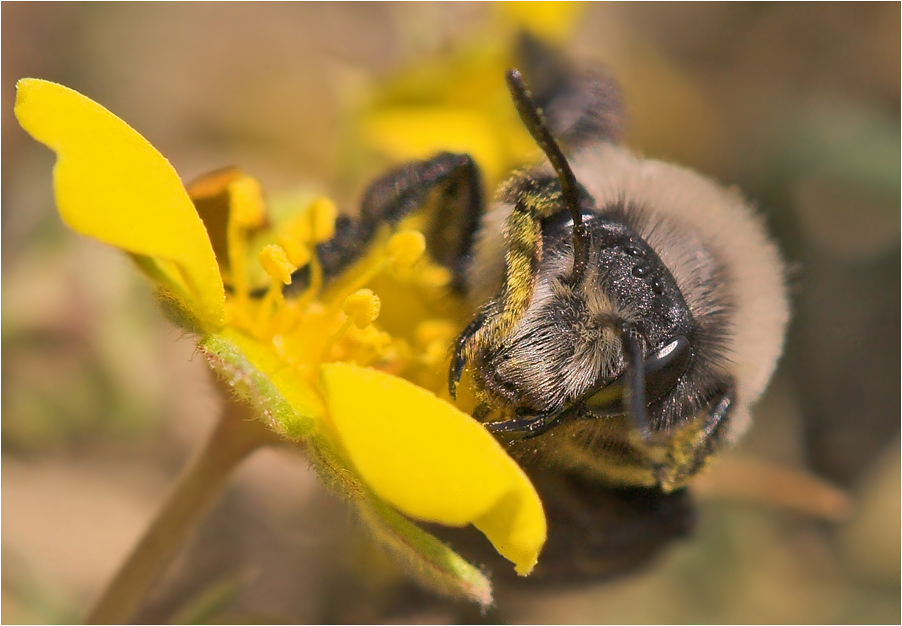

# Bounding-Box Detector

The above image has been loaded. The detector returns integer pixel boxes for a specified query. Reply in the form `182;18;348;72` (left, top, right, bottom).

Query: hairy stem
84;394;283;624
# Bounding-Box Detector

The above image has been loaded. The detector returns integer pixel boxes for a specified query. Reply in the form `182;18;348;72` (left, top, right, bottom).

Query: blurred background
3;3;899;623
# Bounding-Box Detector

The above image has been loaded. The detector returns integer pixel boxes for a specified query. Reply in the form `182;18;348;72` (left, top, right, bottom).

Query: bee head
473;71;697;440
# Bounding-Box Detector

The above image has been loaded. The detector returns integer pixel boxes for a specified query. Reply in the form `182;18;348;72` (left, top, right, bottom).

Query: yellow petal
186;167;243;270
321;363;546;575
362;107;505;183
15;78;224;331
200;329;322;440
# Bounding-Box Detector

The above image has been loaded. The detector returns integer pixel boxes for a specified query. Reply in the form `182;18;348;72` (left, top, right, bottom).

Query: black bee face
465;185;698;438
547;204;698;417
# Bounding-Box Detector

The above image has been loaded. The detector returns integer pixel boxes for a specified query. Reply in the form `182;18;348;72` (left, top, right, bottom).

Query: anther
342;289;381;328
309;197;338;243
259;244;296;286
227;176;266;229
386;231;426;272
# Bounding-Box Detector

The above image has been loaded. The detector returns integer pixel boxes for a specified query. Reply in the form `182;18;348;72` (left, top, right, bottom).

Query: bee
298;40;789;580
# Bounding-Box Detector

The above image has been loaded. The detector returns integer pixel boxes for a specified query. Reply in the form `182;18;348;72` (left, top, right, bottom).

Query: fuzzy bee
297;41;789;580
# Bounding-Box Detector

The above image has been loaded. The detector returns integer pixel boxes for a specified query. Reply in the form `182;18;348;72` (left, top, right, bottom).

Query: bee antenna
615;323;651;439
506;68;589;285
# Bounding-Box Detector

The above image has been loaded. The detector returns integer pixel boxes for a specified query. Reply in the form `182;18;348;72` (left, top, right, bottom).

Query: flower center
213;178;465;397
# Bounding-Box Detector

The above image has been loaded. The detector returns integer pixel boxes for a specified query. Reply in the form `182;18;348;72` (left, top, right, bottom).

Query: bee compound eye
581;335;692;416
644;336;692;403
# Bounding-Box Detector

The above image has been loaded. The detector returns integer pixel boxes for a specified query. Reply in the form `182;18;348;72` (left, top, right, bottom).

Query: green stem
84;395;283;624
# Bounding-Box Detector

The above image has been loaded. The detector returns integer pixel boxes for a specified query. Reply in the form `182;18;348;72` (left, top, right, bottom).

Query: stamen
308;197;337;243
295;251;323;314
328;231;427;315
277;236;311;270
259;244;296;286
225;175;267;303
415;265;453;289
385;231;426;273
227;177;266;228
273;197;337;316
256;245;297;337
213;183;417;380
348;326;394;366
276;197;335;265
322;289;382;361
343;289;381;328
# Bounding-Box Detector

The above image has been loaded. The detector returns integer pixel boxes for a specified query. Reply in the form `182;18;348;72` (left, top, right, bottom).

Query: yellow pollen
309;197;338;243
225;175;268;303
259;244;296;285
342;289;381;329
321;290;380;362
386;231;426;272
296;252;323;312
277;235;311;269
227;176;266;228
415;264;453;289
415;320;458;347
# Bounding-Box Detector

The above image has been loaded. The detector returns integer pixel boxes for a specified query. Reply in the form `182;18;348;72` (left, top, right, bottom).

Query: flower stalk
84;384;284;625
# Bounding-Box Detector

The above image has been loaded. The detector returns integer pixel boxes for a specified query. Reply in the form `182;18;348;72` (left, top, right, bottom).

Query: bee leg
657;381;736;490
450;176;560;398
692;382;736;468
471;403;491;421
484;408;563;439
285;152;485;295
449;310;487;399
283;213;374;295
369;153;484;294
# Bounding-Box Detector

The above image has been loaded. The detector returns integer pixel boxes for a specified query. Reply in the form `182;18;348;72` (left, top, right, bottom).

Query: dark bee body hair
284;39;789;580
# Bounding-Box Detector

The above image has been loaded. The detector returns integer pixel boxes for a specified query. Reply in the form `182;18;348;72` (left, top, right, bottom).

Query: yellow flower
355;2;585;189
14;78;546;604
